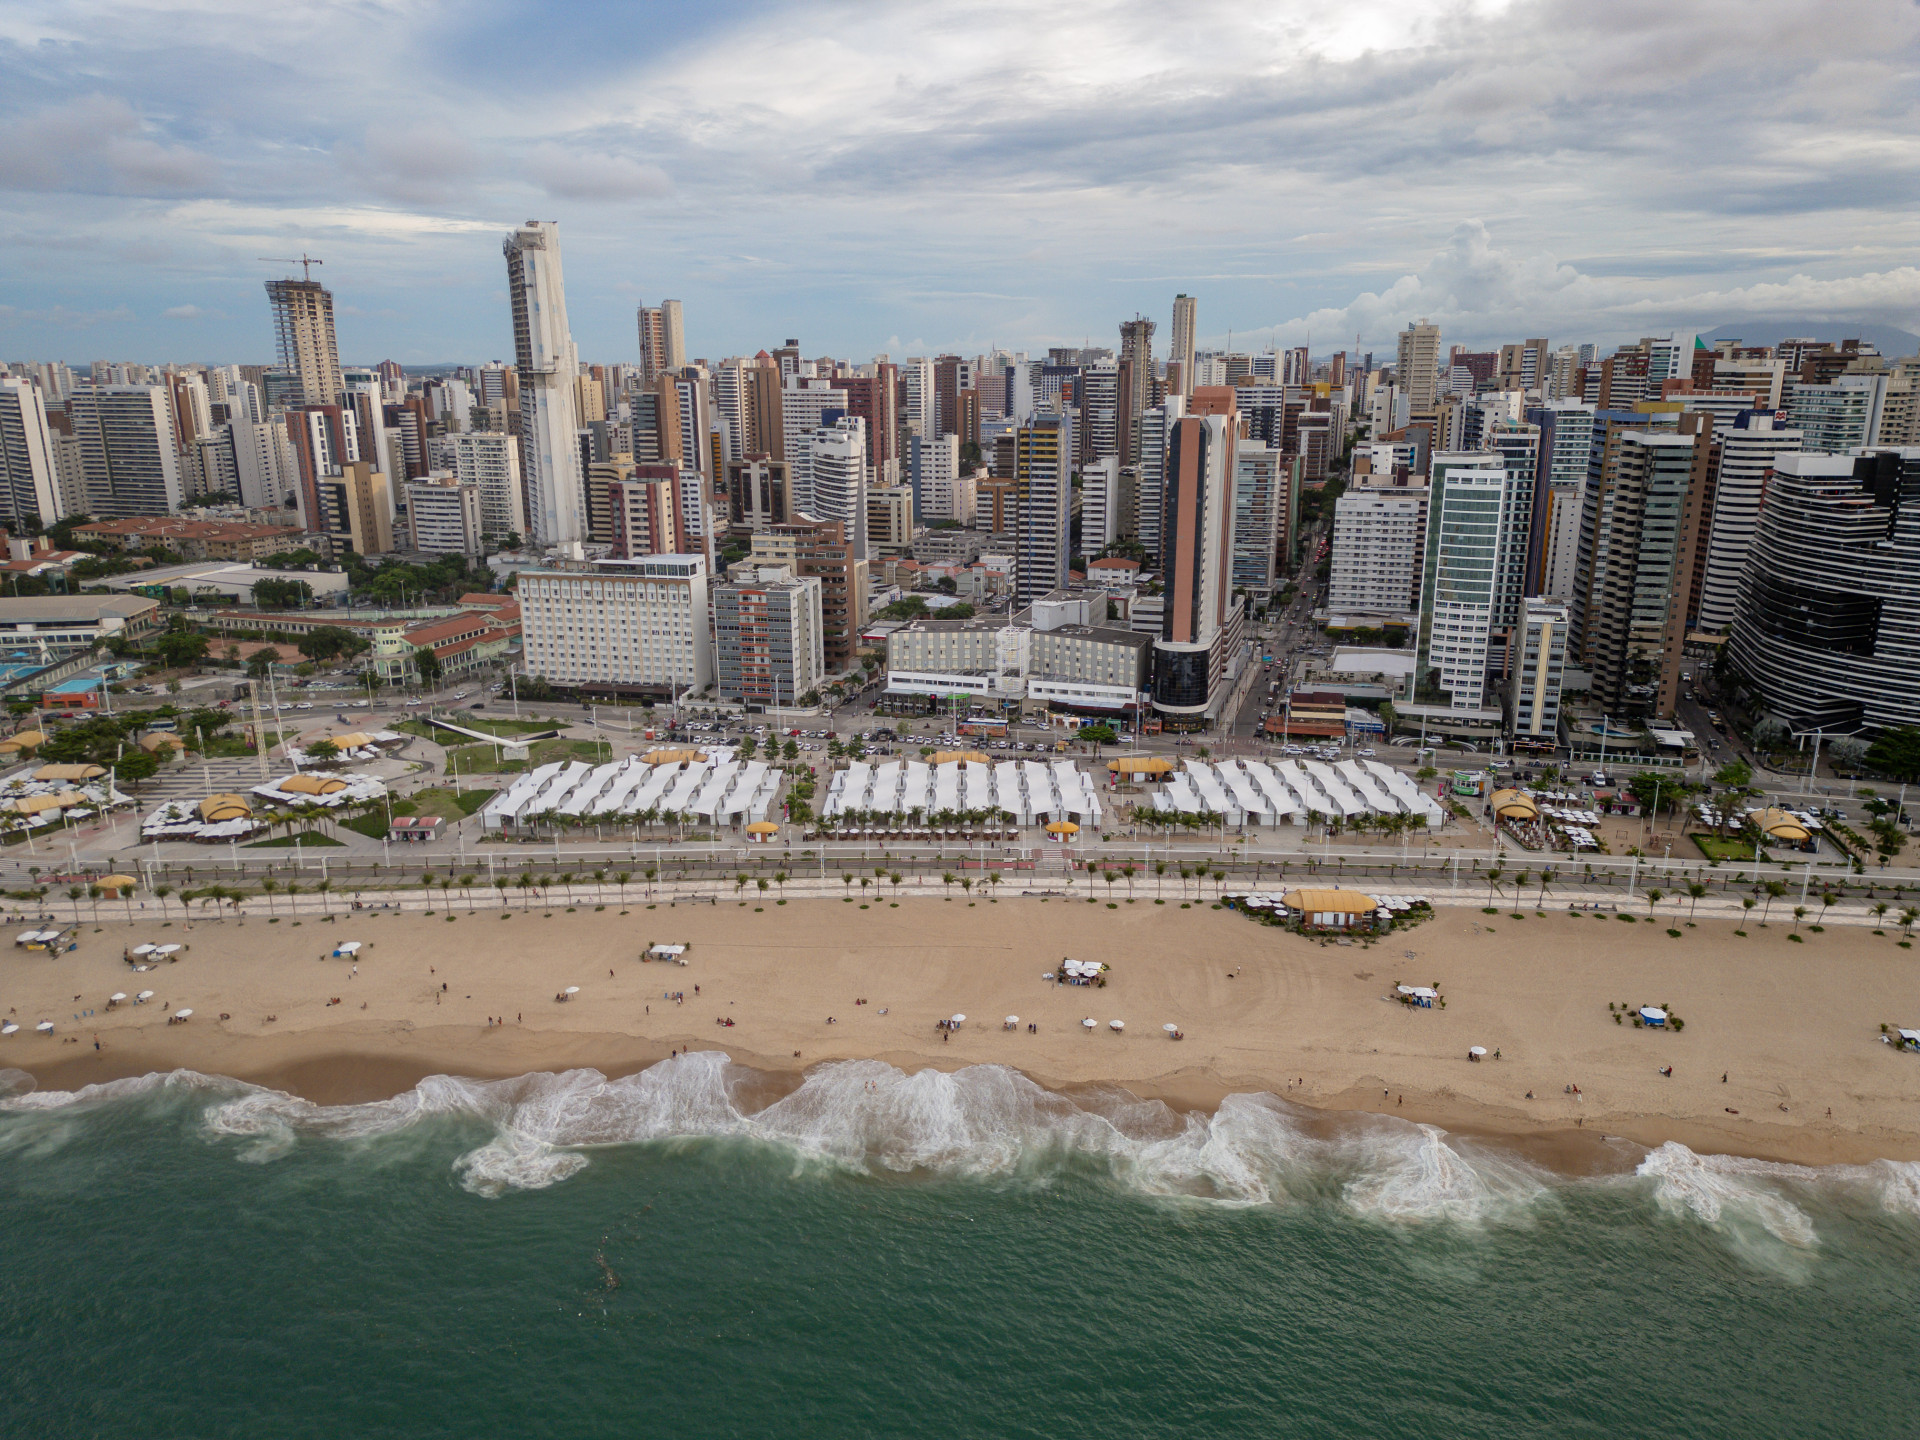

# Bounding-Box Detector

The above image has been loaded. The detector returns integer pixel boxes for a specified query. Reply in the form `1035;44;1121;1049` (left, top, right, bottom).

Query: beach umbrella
36;1021;54;1032
565;986;581;995
137;990;154;1001
951;1014;966;1025
1163;1023;1179;1034
1082;1017;1096;1029
110;992;127;1003
334;941;362;956
1469;1046;1487;1057
174;1009;193;1020
1005;1016;1019;1026
1109;1020;1124;1031
1;1023;17;1035
155;944;181;956
132;943;156;955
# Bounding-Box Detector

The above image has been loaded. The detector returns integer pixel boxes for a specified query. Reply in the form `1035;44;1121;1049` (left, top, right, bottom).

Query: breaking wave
6;1060;1920;1240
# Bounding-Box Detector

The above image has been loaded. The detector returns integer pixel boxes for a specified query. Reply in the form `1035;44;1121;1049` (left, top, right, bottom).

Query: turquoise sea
3;1054;1918;1439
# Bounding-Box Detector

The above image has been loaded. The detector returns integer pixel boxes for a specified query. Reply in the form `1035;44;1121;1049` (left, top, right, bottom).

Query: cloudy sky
3;0;1917;368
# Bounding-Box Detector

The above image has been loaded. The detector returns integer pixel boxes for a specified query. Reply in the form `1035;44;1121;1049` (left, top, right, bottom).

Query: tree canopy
1865;727;1920;784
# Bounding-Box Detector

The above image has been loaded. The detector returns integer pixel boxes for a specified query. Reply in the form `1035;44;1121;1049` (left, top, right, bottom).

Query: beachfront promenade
38;840;1920;934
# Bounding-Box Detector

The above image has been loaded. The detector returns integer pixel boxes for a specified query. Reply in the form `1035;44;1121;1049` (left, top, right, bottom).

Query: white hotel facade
517;555;712;695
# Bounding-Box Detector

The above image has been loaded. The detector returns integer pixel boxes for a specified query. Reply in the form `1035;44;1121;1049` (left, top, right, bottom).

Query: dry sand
6;895;1919;1169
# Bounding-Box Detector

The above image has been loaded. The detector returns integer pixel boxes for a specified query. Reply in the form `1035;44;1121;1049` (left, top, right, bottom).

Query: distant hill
1701;320;1919;359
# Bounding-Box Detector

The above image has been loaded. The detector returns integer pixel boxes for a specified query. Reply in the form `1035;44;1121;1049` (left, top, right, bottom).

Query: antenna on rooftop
259;253;324;282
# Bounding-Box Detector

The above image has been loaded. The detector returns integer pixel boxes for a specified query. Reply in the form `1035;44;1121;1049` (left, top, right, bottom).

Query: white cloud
525;147;669;202
163;303;203;318
0;94;219;196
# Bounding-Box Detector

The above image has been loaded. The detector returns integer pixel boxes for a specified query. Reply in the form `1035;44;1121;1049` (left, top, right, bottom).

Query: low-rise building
0;594;160;652
70;516;303;561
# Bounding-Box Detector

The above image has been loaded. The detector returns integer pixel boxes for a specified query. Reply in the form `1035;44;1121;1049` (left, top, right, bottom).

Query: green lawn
247;830;346;848
1691;832;1756;862
441;715;556;737
340;807;391;839
407;787;497;821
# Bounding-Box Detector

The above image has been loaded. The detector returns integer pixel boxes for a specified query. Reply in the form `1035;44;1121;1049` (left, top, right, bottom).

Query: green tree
153;630;210;668
1864;727;1920;784
297;626;369;663
112;750;160;788
246;646;282;679
413;645;444;687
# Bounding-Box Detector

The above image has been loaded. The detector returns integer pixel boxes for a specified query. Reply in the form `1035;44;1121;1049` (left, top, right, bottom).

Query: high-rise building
1012;413;1072;604
610;472;685;559
264;276;343;408
909;432;958;520
713;572;824;707
637;301;685;382
1695;411;1802;632
1397;320;1442;412
503;220;586;547
1729;449;1920;733
806;415;869;561
1133;396;1184;562
430;430;526;542
1169;295;1197;399
780;377;848;511
1787;374;1886;453
0;377;61;528
751;519;866;672
1507;598;1569;745
1526;401;1595;599
1079;456;1120;555
68;385;184;517
901;358;935;439
1118;319;1155;427
1416;452;1513;710
1229;443;1287;594
319;460;394;556
1151;387;1238;724
517;556;713;697
726;456;790;531
404;474;484;559
1330;488;1427;614
1576;424;1713;717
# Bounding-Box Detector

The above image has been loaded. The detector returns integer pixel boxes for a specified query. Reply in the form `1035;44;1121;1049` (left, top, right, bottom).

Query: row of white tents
1143;758;1446;829
823;758;1103;828
481;750;780;830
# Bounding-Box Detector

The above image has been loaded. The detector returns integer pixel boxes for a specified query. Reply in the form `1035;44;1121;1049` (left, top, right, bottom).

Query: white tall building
1509;598;1570;744
1330;488;1427;614
781;377;848;512
404;474;484;558
901;359;934;438
503;220;586;548
1079;455;1120;554
0;377;62;527
1416;452;1514;709
911;432;959;519
229;416;297;512
517;556;712;694
1695;412;1803;632
430;430;527;541
1787;374;1886;453
68;385;183;517
1229;443;1285;593
1397;320;1442;411
806;416;869;561
1133;395;1184;562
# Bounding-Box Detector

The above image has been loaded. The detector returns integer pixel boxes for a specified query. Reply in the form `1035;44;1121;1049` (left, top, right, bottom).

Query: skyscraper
1397;320;1442;412
503;221;586;547
637;301;685;381
1119;318;1156;426
1695;411;1802;632
1152;387;1238;724
264;276;344;408
0;377;61;529
806;415;869;562
1013;413;1072;604
68;385;184;517
1169;295;1197;399
1416;452;1512;710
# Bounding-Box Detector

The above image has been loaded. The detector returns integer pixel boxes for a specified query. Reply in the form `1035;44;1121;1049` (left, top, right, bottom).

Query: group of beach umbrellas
130;943;181;958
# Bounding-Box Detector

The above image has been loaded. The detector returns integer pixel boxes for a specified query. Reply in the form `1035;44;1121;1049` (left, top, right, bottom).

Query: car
1357;747;1377;758
405;699;424;707
351;700;370;708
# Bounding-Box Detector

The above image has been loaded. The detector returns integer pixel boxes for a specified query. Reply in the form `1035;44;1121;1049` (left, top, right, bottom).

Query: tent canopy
640;749;707;765
199;794;252;822
34;763;104;781
1108;755;1175;774
1284;888;1380;915
1490;787;1539;820
931;750;992;766
745;821;779;835
0;729;47;752
280;773;348;796
1747;807;1812;842
1045;820;1080;835
98;874;137;891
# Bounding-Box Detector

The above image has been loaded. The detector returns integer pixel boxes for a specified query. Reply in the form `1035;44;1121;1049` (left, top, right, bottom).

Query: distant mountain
1701;320;1919;359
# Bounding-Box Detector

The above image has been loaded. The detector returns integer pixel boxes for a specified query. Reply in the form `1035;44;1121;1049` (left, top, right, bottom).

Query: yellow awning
1284;888;1379;914
98;874;137;891
200;794;252;822
932;750;992;765
1045;820;1080;835
745;821;779;835
640;749;708;765
1748;807;1812;842
1108;755;1174;774
0;729;46;752
1490;787;1539;820
280;773;347;796
34;763;104;781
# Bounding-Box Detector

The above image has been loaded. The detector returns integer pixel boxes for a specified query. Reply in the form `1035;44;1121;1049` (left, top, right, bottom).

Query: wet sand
7;895;1920;1169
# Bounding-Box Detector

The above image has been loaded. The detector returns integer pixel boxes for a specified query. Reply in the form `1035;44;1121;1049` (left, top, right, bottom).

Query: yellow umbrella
1045;821;1080;835
745;821;779;835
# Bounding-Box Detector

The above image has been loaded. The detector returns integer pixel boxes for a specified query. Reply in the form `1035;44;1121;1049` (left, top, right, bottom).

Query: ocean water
3;1056;1919;1439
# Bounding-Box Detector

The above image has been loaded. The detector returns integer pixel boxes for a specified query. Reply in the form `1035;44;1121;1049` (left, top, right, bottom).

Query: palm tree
154;883;173;922
735;873;749;898
1792;905;1807;932
615;871;631;908
461;874;477;912
843;873;856;898
87;884;102;925
1645;886;1663;920
757;877;770;901
592;869;606;905
1901;907;1918;938
1155;861;1166;899
959;877;973;898
518;872;535;910
260;877;278;915
988;873;1002;899
316;879;332;917
66;884;83;920
1484;866;1504;905
1872;900;1889;930
494;877;511;909
941;871;954;896
1819;891;1838;926
1759;880;1786;925
1740;896;1755;928
774;871;787;899
644;866;658;900
889;871;902;895
1687;882;1707;921
1537;868;1554;908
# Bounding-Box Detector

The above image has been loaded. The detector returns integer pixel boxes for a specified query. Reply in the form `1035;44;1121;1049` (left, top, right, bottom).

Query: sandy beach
5;894;1919;1169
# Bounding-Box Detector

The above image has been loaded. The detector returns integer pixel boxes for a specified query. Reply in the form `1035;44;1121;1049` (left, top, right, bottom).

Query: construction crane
259;253;323;282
